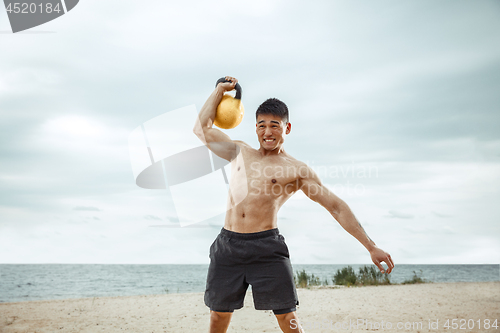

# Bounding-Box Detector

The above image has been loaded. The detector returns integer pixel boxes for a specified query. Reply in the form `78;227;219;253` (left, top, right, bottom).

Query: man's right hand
217;76;238;92
194;76;241;162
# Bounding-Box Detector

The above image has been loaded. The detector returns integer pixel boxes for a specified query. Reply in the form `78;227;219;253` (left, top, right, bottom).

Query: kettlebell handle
215;77;242;100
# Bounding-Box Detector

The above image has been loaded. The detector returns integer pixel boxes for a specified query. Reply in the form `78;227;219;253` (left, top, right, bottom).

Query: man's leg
275;311;304;333
209;310;233;333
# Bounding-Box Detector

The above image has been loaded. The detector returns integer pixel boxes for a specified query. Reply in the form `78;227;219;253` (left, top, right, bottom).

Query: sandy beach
1;282;498;333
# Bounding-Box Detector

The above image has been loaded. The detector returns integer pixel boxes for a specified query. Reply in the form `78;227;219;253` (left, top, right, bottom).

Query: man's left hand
370;247;394;274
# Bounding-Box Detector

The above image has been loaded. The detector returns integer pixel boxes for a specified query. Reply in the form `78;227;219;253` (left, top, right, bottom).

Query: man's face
256;114;291;151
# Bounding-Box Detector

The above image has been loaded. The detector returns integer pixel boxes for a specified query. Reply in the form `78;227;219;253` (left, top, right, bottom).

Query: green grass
401;270;427;284
332;265;391;286
294;266;430;288
332;266;358;286
294;269;323;288
357;265;391;286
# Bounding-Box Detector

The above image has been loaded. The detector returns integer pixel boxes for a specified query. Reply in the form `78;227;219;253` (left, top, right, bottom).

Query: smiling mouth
264;138;275;143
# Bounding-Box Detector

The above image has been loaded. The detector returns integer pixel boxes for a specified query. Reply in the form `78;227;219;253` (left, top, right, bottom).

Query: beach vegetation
296;266;430;289
357;265;391;286
332;265;391;286
332;265;392;287
401;270;427;284
332;266;357;286
294;269;323;288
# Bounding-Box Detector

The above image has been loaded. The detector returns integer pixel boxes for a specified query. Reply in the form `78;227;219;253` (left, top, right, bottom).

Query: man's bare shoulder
282;152;307;168
232;140;252;148
232;140;259;154
229;141;259;161
283;153;319;181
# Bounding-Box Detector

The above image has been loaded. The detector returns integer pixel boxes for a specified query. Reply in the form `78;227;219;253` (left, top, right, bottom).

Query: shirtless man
193;76;394;333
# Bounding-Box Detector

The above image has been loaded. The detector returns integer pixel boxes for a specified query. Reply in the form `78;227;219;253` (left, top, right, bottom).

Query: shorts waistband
220;228;280;240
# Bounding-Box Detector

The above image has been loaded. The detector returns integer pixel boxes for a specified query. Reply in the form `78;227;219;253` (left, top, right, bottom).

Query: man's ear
285;122;291;135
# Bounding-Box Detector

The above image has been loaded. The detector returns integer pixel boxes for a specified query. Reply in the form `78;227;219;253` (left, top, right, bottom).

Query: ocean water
0;264;498;303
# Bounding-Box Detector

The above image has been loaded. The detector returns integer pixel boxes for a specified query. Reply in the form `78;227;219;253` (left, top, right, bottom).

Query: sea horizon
1;264;498;303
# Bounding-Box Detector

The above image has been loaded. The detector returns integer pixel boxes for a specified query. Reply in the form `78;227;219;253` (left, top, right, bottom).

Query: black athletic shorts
204;228;298;314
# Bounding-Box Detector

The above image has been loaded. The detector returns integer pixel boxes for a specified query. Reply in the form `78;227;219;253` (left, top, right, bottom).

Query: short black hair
255;98;289;123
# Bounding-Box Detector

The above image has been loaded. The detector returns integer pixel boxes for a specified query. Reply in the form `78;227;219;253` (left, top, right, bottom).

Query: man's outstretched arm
298;166;395;273
193;76;240;161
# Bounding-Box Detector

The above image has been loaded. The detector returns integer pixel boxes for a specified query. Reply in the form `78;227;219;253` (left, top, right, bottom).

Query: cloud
432;211;453;218
1;0;499;264
144;215;162;221
73;206;100;211
386;210;414;219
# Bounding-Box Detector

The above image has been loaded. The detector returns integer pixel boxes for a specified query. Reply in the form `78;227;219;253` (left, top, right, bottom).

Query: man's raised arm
193;76;239;161
298;165;395;273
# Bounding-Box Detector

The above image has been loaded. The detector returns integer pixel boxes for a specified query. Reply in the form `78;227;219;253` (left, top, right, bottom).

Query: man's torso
224;142;306;233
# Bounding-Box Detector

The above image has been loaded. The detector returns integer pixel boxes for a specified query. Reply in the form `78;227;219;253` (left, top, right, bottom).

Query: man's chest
236;151;300;188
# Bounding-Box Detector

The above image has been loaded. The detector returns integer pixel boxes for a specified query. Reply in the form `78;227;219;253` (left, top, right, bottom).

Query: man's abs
223;199;278;233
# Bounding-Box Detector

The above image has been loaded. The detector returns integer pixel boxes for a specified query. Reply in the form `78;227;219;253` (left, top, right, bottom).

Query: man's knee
275;310;297;323
210;310;233;323
209;311;233;333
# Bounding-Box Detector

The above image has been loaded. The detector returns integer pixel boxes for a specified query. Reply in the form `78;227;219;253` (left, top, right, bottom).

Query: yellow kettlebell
214;77;244;129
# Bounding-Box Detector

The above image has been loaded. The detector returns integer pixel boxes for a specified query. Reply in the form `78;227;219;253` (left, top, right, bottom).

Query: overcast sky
1;0;499;265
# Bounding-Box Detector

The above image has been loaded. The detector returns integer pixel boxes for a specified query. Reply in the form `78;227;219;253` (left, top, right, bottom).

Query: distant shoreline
2;264;498;303
0;280;496;304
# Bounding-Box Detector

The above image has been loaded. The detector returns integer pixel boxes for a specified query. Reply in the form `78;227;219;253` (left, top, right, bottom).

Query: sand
1;282;498;332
